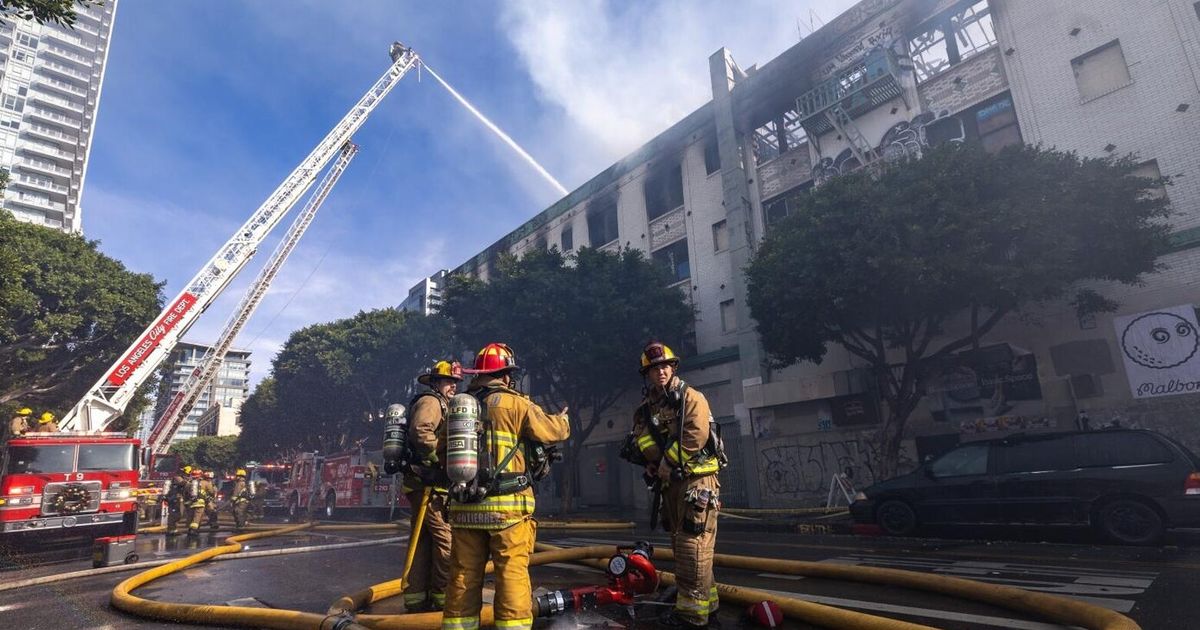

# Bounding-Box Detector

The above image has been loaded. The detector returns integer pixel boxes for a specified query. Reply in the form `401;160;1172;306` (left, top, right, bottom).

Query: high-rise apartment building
0;1;117;232
151;341;251;444
399;269;448;316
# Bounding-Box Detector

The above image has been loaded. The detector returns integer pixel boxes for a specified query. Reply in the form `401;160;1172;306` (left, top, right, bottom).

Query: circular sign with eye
1121;312;1200;369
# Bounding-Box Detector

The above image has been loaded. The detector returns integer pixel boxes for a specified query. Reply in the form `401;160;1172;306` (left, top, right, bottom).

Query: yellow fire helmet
236;469;247;477
16;407;32;416
182;466;193;475
38;411;55;424
639;341;680;373
417;360;464;386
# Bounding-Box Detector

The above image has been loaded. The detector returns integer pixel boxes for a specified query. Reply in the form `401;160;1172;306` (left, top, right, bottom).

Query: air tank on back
446;393;481;486
381;403;407;475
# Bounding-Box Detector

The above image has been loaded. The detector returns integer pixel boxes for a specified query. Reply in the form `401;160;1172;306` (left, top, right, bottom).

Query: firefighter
441;343;570;630
624;341;722;628
34;411;59;432
232;469;253;530
164;465;191;536
202;471;219;530
402;360;461;612
185;468;206;537
8;407;33;437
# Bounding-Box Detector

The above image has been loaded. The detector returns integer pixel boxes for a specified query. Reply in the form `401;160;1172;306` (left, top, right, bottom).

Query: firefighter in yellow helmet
622;341;724;628
164;464;191;536
441;343;570;630
231;469;254;530
202;471;219;530
8;407;33;437
185;468;207;537
401;360;461;612
35;411;59;433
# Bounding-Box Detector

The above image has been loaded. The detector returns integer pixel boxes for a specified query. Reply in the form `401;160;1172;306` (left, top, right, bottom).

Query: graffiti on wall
758;435;915;502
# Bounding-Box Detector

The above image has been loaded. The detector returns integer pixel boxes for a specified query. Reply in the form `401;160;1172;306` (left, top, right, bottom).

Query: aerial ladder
145;142;359;456
60;42;420;433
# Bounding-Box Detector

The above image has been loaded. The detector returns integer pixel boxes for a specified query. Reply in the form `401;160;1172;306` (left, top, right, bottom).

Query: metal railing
42;43;92;66
20;156;72;176
27;105;80;126
24;123;79;144
29;88;83;112
35;75;88;97
17;173;68;193
797;49;901;119
39;59;90;81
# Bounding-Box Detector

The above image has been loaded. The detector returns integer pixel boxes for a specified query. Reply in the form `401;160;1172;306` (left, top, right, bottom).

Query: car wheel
876;499;918;536
1097;499;1164;546
324;492;336;520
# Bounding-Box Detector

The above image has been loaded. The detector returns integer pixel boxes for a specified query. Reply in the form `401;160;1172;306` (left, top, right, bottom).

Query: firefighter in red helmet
441;343;570;630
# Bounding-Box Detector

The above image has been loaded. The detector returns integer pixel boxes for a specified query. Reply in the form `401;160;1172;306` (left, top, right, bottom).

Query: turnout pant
166;497;185;534
402;489;453;611
442;518;536;630
663;474;720;625
187;503;207;534
233;498;250;529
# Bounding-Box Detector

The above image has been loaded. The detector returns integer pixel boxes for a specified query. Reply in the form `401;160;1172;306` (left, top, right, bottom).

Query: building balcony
38;59;91;82
29;89;83;112
42;43;92;67
796;49;906;136
27;105;80;127
23;123;78;144
19;156;72;177
69;20;100;37
21;140;75;162
34;75;88;98
7;191;65;213
15;173;68;194
42;29;95;53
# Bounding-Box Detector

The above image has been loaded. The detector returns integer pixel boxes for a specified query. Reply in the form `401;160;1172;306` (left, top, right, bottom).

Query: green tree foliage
441;247;693;506
0;0;95;27
170;435;240;475
0;211;163;414
746;143;1171;476
237;309;457;459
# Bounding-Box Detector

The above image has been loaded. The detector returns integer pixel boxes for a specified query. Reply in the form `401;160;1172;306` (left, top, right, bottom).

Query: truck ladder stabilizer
60;43;419;433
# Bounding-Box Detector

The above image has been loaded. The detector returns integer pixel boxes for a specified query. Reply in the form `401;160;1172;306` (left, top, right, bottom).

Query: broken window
1071;40;1132;102
752;109;807;162
586;194;619;247
704;136;721;175
653;239;690;284
1131;160;1168;201
560;225;573;251
644;162;685;221
909;0;997;83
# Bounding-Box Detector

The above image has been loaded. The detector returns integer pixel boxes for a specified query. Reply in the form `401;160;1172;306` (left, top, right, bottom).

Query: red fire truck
282;448;407;521
0;433;141;540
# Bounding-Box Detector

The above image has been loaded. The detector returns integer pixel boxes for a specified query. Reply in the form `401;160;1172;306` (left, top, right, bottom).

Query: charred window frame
752;108;807;163
909;0;997;83
587;194;619;247
704;135;721;175
560;225;573;251
644;162;685;221
653;238;690;284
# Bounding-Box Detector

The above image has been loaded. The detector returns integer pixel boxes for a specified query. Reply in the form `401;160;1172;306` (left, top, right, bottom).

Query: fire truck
282;448;408;521
0;433;140;539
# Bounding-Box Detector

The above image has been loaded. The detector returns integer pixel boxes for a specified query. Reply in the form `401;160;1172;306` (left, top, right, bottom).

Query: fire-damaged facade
431;0;1200;509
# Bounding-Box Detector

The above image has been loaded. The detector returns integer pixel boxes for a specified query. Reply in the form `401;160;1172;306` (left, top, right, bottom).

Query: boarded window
720;299;736;332
644;163;685;220
712;220;728;252
587;195;619;247
1071;40;1132;102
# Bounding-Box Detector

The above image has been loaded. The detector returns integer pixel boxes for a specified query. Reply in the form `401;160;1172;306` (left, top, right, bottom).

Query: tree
0;211;163;413
0;0;95;27
440;247;693;510
746;143;1171;477
170;435;240;474
238;309;458;458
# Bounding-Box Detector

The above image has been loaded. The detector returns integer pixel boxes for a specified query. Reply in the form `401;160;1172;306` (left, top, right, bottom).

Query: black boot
658;610;707;629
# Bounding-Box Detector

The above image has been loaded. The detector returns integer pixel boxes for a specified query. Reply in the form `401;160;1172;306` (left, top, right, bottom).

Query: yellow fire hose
398;487;432;595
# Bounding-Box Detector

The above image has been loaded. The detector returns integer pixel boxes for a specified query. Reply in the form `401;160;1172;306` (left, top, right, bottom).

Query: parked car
850;429;1200;544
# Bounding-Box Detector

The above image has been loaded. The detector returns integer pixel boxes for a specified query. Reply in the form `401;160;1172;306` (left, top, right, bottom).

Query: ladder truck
0;43;420;543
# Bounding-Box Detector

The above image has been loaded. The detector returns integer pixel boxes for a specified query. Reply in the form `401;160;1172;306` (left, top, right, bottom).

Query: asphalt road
1;521;1198;629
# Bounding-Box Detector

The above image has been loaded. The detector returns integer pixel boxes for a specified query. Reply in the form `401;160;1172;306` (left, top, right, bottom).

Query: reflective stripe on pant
187;505;206;532
403;488;452;610
664;474;719;626
442;517;536;630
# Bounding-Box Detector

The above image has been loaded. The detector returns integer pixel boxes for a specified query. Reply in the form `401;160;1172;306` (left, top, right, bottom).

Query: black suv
850;429;1200;544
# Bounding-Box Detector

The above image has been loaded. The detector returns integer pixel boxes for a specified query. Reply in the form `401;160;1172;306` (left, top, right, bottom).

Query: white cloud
498;0;861;172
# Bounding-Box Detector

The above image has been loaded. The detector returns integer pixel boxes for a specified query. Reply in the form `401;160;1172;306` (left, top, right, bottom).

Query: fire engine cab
283;448;407;520
0;433;140;538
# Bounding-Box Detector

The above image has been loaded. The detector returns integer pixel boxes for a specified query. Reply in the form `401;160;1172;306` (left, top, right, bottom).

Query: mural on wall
757;434;915;503
1114;304;1200;399
922;343;1048;434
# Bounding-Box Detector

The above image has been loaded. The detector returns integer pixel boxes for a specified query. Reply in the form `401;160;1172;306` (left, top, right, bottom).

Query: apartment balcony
7;192;66;213
34;75;88;98
41;44;93;68
38;59;91;82
15;173;68;194
23;123;78;144
19;156;72;177
69;19;100;37
27;105;80;127
42;29;95;53
796;49;906;136
20;140;75;162
29;89;83;113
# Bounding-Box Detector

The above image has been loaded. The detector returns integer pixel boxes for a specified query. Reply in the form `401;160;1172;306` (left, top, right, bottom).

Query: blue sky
83;0;855;383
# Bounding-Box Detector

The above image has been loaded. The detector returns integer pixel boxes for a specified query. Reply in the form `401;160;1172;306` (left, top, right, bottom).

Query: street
1;522;1198;629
